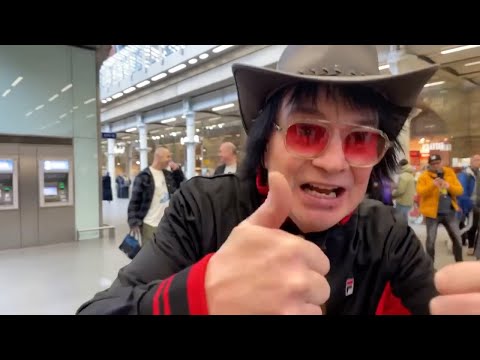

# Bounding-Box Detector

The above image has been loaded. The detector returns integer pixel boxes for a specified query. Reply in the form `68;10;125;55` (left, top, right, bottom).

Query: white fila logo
345;278;354;296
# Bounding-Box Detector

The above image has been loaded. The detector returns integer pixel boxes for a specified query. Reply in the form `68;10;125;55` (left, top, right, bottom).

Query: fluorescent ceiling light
441;45;480;55
125;127;137;133
212;103;234;111
73;106;79;110
424;81;445;88
86;114;95;118
61;83;73;92
181;115;186;119
188;58;198;65
151;73;167;81
59;113;67;119
101;99;107;104
48;94;59;102
2;89;11;97
168;64;187;73
84;98;96;104
112;92;124;99
123;87;136;94
465;60;480;67
150;129;161;134
199;53;209;60
25;111;33;117
11;76;23;87
106;97;112;101
161;117;176;123
35;104;44;110
136;80;150;88
213;45;234;53
378;64;390;70
208;117;221;122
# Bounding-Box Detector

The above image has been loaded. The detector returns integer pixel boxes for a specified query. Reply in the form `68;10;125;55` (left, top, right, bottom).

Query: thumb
245;171;293;229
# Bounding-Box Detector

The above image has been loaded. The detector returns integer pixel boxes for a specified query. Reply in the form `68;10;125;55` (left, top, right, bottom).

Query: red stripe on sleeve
186;253;215;315
375;282;411;315
161;276;174;315
152;280;167;315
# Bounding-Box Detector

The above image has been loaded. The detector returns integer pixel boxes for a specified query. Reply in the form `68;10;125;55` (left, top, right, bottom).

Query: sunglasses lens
344;131;385;166
284;123;387;166
286;123;328;156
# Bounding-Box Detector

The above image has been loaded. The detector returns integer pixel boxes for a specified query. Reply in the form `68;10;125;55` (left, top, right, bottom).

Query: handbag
119;230;142;259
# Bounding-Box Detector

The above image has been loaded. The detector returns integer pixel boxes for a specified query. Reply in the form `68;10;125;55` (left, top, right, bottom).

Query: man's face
471;155;480;169
264;92;376;233
218;144;233;164
429;160;442;172
157;149;172;167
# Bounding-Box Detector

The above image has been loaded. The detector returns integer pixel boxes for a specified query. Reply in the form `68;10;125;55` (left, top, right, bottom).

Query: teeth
308;184;337;192
304;188;337;198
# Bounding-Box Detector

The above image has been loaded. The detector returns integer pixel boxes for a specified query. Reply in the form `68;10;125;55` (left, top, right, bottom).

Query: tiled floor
0;198;477;314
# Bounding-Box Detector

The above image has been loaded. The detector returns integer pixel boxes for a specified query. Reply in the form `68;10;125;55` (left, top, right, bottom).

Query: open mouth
300;183;345;199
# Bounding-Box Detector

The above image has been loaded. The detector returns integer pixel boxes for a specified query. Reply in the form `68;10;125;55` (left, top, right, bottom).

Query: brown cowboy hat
232;45;438;134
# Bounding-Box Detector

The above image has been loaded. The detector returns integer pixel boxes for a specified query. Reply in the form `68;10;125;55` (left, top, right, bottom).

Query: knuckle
321;277;331;301
287;272;309;295
281;237;302;259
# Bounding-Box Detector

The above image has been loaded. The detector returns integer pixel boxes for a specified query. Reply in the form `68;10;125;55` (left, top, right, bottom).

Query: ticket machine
0;158;18;210
38;159;74;207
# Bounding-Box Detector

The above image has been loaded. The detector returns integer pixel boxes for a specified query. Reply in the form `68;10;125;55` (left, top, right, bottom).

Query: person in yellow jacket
417;154;464;263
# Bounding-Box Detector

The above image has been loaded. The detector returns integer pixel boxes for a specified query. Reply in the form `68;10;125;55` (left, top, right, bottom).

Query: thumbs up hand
205;172;331;315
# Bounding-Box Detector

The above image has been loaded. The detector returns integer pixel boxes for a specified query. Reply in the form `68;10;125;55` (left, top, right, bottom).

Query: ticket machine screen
0;160;14;207
43;175;69;203
40;159;72;206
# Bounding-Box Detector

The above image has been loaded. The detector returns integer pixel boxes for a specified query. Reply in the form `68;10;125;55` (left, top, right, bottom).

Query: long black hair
239;81;412;185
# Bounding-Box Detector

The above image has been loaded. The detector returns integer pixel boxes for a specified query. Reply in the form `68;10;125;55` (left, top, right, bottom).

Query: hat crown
277;45;381;77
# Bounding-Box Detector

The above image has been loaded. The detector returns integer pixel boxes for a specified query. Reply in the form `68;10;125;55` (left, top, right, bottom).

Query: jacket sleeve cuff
140;253;214;315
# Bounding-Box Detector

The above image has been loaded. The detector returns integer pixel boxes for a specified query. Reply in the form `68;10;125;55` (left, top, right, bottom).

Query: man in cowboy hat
78;45;480;315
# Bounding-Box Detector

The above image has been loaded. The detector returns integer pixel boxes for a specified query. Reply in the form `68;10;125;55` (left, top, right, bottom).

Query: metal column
137;114;149;170
183;99;196;179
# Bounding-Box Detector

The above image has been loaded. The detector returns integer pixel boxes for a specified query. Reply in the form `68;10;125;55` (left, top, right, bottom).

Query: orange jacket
416;167;463;219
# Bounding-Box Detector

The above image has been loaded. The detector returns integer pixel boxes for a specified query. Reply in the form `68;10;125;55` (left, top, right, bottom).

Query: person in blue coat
457;167;476;249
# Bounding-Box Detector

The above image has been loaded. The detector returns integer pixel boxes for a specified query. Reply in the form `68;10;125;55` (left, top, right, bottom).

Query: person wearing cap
417;154;464;263
77;45;480;315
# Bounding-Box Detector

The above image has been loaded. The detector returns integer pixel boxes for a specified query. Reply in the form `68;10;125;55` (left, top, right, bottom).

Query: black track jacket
77;174;437;315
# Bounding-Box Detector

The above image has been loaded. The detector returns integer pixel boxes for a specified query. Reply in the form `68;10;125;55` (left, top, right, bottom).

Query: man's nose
311;131;349;173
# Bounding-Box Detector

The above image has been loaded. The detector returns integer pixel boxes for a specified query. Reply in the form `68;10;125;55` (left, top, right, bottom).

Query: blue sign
102;132;117;139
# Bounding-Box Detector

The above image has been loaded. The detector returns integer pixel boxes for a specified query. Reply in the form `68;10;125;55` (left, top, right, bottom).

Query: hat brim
232;63;439;134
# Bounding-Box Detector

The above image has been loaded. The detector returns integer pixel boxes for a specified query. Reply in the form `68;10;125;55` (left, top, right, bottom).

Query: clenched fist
205;171;330;315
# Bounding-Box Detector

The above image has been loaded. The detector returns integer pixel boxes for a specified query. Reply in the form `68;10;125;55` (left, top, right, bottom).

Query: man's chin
290;207;347;233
